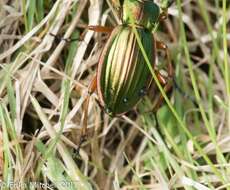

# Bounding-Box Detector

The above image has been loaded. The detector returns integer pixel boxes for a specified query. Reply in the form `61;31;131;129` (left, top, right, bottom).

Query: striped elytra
97;25;155;115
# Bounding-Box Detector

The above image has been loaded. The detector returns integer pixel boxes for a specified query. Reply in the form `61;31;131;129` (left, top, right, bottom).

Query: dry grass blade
0;0;229;189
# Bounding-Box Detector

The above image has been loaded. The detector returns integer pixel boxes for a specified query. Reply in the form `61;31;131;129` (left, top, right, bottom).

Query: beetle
79;0;174;143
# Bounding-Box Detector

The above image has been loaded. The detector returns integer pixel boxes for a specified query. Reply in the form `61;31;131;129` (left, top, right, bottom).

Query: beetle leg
50;26;113;44
77;75;97;153
49;32;84;43
152;40;174;111
80;26;113;43
155;42;197;107
158;0;174;21
152;80;172;112
155;70;167;85
156;40;173;77
159;10;168;21
87;26;114;33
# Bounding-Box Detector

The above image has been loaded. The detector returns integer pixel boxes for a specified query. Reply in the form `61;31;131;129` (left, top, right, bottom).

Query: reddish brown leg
159;10;168;21
153;40;174;111
158;0;174;21
50;26;113;44
87;25;114;33
155;70;167;85
153;81;172;111
77;75;97;153
79;26;113;39
156;40;173;77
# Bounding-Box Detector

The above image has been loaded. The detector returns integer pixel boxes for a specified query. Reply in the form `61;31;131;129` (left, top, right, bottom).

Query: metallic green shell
110;0;160;30
122;0;160;30
97;25;155;115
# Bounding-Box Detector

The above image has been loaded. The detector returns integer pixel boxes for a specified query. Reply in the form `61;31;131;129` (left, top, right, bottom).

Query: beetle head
122;0;160;30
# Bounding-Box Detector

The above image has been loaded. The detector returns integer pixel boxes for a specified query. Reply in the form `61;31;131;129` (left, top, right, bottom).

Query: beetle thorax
122;0;160;30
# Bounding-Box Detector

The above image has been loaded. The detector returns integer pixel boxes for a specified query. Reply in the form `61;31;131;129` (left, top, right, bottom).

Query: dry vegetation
0;0;230;189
